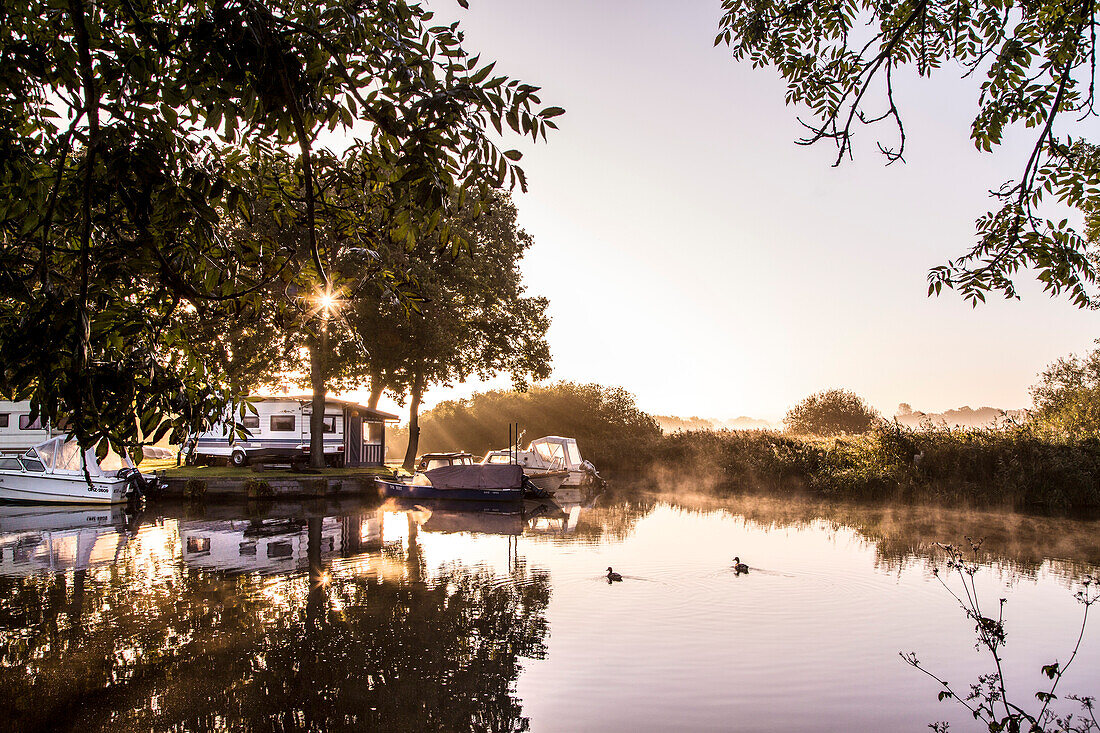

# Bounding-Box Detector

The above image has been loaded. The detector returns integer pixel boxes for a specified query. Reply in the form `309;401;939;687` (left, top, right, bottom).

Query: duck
733;557;749;574
606;566;623;582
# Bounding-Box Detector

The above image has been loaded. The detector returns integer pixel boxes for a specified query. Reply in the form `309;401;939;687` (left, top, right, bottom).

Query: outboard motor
580;460;605;489
118;467;157;506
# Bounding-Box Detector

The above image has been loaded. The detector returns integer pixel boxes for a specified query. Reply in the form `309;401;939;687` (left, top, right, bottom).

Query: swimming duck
606;566;623;582
733;557;749;574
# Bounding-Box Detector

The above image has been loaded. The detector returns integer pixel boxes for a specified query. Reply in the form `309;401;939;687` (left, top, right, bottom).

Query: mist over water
1;490;1098;732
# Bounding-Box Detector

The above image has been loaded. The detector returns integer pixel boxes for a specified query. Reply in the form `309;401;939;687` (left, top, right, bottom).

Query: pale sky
367;0;1100;423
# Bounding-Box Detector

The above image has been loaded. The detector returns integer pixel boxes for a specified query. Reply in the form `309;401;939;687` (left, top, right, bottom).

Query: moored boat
481;436;603;488
0;436;162;505
377;464;531;501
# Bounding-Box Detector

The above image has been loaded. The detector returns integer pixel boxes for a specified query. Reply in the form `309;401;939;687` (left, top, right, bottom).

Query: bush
183;478;207;500
784;388;879;436
245;478;274;499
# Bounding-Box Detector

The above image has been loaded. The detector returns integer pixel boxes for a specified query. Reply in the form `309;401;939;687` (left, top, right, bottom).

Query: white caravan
186;395;396;468
0;401;58;453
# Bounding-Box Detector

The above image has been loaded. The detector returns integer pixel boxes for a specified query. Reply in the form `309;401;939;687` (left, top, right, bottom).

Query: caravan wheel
231;450;248;467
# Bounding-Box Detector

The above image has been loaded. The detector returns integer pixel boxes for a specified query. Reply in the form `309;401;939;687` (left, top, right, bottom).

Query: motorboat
377;464;540;501
0;436;163;505
480;450;569;493
414;452;477;472
482;436;603;488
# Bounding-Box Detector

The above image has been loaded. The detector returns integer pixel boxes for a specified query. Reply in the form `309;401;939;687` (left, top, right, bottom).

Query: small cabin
0;401;58;453
415;452;476;473
189;395;398;468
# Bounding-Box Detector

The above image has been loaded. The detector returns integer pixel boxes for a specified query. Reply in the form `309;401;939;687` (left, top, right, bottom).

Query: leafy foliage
388;382;662;471
784;388;879;435
716;0;1100;307
0;0;560;457
344;189;553;467
903;541;1099;732
1031;339;1100;439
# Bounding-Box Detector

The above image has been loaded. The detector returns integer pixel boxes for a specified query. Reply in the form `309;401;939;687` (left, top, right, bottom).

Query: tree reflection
0;512;550;732
656;490;1100;581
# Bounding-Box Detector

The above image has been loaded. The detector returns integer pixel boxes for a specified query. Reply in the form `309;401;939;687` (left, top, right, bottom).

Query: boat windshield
29;437;133;476
565;440;583;466
532;441;565;466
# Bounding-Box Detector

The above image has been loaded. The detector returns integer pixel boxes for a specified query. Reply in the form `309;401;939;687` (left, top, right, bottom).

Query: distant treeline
386;382;661;471
391;383;1100;511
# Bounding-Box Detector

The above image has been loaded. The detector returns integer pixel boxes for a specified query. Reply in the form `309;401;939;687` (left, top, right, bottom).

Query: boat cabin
188;395;398;468
415;452;476;473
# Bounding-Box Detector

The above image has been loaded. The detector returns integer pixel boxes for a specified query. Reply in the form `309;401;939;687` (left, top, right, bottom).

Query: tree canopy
0;0;561;457
716;0;1100;308
341;189;552;468
1030;339;1100;439
784;388;879;435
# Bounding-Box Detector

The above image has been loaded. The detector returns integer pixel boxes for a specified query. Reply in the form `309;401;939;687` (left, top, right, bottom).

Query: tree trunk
401;374;424;472
308;325;328;469
367;369;385;410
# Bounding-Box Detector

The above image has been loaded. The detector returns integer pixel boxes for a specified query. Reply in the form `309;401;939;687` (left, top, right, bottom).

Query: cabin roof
252;395;399;422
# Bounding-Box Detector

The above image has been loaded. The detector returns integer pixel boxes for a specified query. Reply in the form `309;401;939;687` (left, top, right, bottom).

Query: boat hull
0;472;130;504
376;478;523;502
525;470;568;493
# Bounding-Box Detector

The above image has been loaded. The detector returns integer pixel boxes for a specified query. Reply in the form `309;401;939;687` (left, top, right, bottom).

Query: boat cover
412;464;524;490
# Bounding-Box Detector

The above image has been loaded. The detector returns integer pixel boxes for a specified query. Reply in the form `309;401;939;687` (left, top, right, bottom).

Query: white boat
479;450;569;493
481;436;602;488
0;436;160;505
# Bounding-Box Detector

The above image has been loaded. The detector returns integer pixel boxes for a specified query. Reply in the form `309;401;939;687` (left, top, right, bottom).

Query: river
1;491;1098;732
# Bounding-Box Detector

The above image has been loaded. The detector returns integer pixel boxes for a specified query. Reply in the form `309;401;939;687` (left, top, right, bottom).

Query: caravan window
322;416;337;433
0;414;7;428
242;415;260;430
18;415;42;430
367;422;384;443
270;415;295;432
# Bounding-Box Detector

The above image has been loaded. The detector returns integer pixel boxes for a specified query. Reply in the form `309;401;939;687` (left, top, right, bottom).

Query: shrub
183;478;206;500
784;388;879;436
245;479;274;499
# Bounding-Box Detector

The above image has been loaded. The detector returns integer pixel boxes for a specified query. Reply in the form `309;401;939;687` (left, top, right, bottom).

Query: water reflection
0;500;551;732
1;491;1098;732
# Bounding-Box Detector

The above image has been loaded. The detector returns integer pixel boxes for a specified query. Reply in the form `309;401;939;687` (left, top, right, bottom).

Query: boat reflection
0;504;137;576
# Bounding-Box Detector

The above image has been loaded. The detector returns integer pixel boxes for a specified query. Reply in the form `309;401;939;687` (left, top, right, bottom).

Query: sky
367;0;1100;423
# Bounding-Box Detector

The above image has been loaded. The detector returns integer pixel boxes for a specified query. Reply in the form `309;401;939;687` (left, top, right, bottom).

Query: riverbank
153;463;400;500
642;424;1100;511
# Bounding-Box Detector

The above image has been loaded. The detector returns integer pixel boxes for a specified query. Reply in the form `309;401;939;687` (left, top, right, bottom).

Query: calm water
2;490;1098;732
